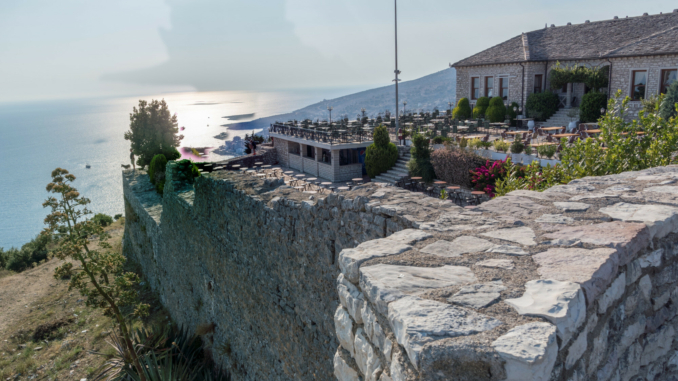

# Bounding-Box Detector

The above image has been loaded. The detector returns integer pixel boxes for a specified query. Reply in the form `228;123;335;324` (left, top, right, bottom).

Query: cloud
102;0;361;91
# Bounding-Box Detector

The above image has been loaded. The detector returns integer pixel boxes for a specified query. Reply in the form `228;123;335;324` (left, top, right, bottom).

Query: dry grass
0;218;171;381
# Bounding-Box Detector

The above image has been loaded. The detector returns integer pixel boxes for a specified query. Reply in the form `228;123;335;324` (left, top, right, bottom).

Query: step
378;173;406;182
373;175;394;184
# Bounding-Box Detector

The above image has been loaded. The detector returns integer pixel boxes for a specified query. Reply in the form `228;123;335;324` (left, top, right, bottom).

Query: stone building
269;123;371;182
451;10;678;121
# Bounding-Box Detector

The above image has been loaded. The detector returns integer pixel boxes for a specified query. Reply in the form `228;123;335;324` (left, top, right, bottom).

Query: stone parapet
334;165;678;381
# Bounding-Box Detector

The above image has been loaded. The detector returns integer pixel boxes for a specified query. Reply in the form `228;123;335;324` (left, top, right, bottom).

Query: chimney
521;33;531;60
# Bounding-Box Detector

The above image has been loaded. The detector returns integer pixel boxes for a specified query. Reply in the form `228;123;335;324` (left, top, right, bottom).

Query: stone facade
124;162;678;381
122;166;455;380
333;165;678;381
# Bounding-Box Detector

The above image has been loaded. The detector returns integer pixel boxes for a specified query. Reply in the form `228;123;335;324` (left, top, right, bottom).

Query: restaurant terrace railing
269;123;375;145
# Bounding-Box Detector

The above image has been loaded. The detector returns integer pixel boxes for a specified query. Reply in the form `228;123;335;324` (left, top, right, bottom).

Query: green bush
525;92;559;121
407;133;436;182
114;214;123;220
124;99;183;168
92;213;114;227
510;139;524;154
660;81;678;121
148;154;168;184
472;97;490;118
431;147;486;188
431;136;452;144
3;234;52;272
493;140;509;153
485;97;507;123
365;125;398;178
580;92;608;122
174;159;201;185
452;98;472;120
537;145;556;159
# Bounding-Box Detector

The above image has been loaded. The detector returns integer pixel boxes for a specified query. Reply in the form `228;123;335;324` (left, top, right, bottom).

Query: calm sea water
0;88;359;248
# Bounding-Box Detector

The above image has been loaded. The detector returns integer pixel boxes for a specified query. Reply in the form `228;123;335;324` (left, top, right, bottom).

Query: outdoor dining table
541;127;564;132
585;129;602;133
321;182;332;186
434;181;446;185
411;177;423;181
471;191;486;203
337;186;350;191
352;177;364;183
552;133;579;138
529;142;558;147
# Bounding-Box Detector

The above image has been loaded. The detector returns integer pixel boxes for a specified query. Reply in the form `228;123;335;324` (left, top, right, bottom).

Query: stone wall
122;166;457;380
333;165;678;381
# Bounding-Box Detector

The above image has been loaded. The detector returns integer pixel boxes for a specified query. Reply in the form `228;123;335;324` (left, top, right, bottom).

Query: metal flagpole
393;0;401;145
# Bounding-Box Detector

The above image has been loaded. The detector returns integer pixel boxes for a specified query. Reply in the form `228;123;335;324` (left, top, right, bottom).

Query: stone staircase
373;152;411;184
543;108;577;127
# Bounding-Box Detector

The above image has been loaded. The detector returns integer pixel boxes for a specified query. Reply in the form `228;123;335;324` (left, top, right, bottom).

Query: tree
485;97;507;123
365;125;398;178
407;133;435;182
660;81;678;121
472;97;490;118
42;168;149;380
452;98;472;120
124;100;183;168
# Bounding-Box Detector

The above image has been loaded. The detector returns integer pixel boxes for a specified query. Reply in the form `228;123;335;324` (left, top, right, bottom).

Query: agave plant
92;325;229;381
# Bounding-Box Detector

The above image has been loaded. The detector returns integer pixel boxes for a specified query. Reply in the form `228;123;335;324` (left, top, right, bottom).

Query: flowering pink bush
470;159;510;197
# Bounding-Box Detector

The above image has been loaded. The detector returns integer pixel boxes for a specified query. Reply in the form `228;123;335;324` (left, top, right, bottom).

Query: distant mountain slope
229;67;455;131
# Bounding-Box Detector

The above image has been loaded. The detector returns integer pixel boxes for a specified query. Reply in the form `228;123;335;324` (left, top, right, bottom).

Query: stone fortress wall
123;163;678;381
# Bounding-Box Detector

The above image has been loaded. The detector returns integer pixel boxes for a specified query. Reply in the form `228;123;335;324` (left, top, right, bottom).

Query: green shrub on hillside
174;159;201;185
365;125;398;178
580;92;608;122
148;154;168;193
124;99;183;168
92;213;114;227
431;136;452;144
525;92;559;121
485;97;506;123
452;98;472;120
660;81;678;121
472;97;490;118
2;233;52;272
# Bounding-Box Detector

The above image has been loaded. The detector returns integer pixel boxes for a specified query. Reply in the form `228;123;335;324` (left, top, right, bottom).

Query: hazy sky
0;0;675;103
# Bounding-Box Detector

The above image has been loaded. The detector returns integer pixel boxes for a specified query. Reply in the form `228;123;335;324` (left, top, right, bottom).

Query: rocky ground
0;219;170;381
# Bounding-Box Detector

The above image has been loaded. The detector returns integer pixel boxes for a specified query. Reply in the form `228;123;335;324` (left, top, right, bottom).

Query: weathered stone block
641;324;675;366
334;348;361;381
480;226;537;246
599;202;678;239
598;273;626;314
335;306;355;356
388;296;502;370
566;329;587;370
448;281;506;309
491;322;558;381
505;279;586;344
420;236;495;258
339;239;413;283
338;274;366;324
360;264;477;315
354;328;382;381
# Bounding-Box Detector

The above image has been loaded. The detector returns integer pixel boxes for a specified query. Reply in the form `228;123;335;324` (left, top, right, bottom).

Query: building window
499;77;509;100
339;149;359;166
630;70;647;101
288;142;300;155
534;74;543;93
321;149;331;164
471;77;480;100
660;69;677;94
485;77;493;97
305;145;315;159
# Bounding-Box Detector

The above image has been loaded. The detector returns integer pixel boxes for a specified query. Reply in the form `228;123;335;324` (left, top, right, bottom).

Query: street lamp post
403;101;407;115
393;0;401;145
448;101;453;116
328;105;333;125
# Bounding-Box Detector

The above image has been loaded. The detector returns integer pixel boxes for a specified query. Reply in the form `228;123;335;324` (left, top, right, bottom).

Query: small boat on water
86;164;91;169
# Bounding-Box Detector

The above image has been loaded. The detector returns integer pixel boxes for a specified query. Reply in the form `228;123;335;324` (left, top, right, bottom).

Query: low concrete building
269;123;372;182
452;11;678;121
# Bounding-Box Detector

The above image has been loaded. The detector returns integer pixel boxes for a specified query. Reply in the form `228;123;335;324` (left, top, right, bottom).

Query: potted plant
538;145;558;166
492;139;509;160
522;145;539;165
567;107;580;132
510;139;525;163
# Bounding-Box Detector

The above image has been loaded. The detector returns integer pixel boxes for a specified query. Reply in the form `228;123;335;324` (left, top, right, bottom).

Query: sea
0;88;362;249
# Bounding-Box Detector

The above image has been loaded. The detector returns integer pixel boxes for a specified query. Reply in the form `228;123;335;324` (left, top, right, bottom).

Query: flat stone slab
448;281;506;309
420;236;495;258
542;221;650;266
476;258;515;270
388;296;503;370
533;247;619;305
505;279;586;344
599;202;678;239
643;185;678;194
569;193;619;201
481;226;537;246
492;322;558;381
339;239;413;283
419;212;499;232
360;264;477;315
476;196;545;218
535;214;574;224
553;202;591;212
486;245;529;256
386;229;433;245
